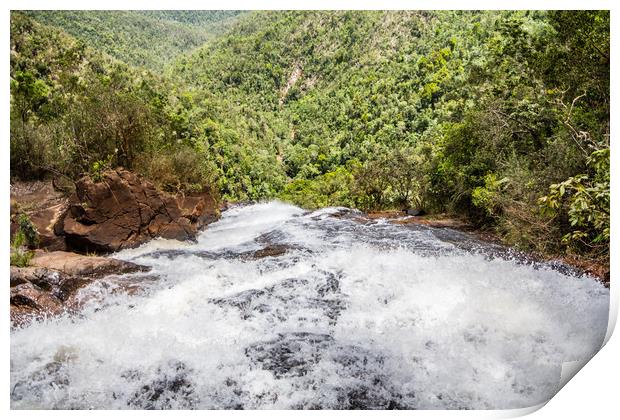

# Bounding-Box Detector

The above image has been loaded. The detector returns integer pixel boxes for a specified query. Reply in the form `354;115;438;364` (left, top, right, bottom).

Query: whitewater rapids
10;201;610;409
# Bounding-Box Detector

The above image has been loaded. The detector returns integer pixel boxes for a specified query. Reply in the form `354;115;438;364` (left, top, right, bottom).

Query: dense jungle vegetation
10;11;609;266
19;10;243;69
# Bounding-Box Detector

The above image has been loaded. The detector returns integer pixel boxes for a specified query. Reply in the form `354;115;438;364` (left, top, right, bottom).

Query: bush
10;216;37;267
135;145;219;194
279;167;355;209
539;148;610;256
15;213;39;248
471;174;509;218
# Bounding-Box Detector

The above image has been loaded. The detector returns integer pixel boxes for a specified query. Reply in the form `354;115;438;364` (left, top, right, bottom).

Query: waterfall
10;201;609;409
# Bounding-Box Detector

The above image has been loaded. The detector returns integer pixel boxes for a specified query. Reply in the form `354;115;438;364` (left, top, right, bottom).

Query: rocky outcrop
10;251;150;328
61;169;218;252
10;170;219;327
11;169;220;254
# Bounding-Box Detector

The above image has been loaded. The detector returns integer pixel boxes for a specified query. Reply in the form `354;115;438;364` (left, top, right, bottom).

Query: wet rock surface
211;270;346;324
10;251;151;328
244;332;407;409
246;332;334;378
142;243;306;262
10;282;65;325
30;250;148;277
124;361;198;409
10;267;61;289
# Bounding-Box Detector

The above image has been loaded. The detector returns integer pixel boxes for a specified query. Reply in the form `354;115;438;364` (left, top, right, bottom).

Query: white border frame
2;2;617;419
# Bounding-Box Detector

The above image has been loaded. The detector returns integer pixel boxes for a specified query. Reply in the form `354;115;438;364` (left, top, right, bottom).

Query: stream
10;201;610;409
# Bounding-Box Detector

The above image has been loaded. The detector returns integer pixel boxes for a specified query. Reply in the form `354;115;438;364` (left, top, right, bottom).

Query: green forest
10;11;610;268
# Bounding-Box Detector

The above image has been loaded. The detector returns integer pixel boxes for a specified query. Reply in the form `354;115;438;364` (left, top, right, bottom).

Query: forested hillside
10;10;609;266
22;10;242;69
10;12;217;193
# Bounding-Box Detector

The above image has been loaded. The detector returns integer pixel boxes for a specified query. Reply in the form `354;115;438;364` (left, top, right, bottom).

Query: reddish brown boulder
61;169;219;252
10;170;219;254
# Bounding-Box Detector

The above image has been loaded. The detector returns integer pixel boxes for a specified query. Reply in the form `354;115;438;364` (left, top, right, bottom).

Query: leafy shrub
90;153;115;182
471;174;509;217
10;214;38;267
16;213;39;248
539;148;610;255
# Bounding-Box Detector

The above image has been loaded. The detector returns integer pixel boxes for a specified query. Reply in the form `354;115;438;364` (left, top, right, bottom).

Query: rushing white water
10;201;609;409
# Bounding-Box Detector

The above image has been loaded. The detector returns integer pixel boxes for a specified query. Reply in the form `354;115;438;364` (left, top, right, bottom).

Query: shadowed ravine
10;201;609;409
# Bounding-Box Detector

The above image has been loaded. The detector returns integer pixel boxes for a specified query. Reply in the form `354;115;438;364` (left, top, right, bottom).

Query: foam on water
10;201;609;409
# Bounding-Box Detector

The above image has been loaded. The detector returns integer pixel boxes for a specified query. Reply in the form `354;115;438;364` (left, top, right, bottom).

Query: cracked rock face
61;169;219;252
